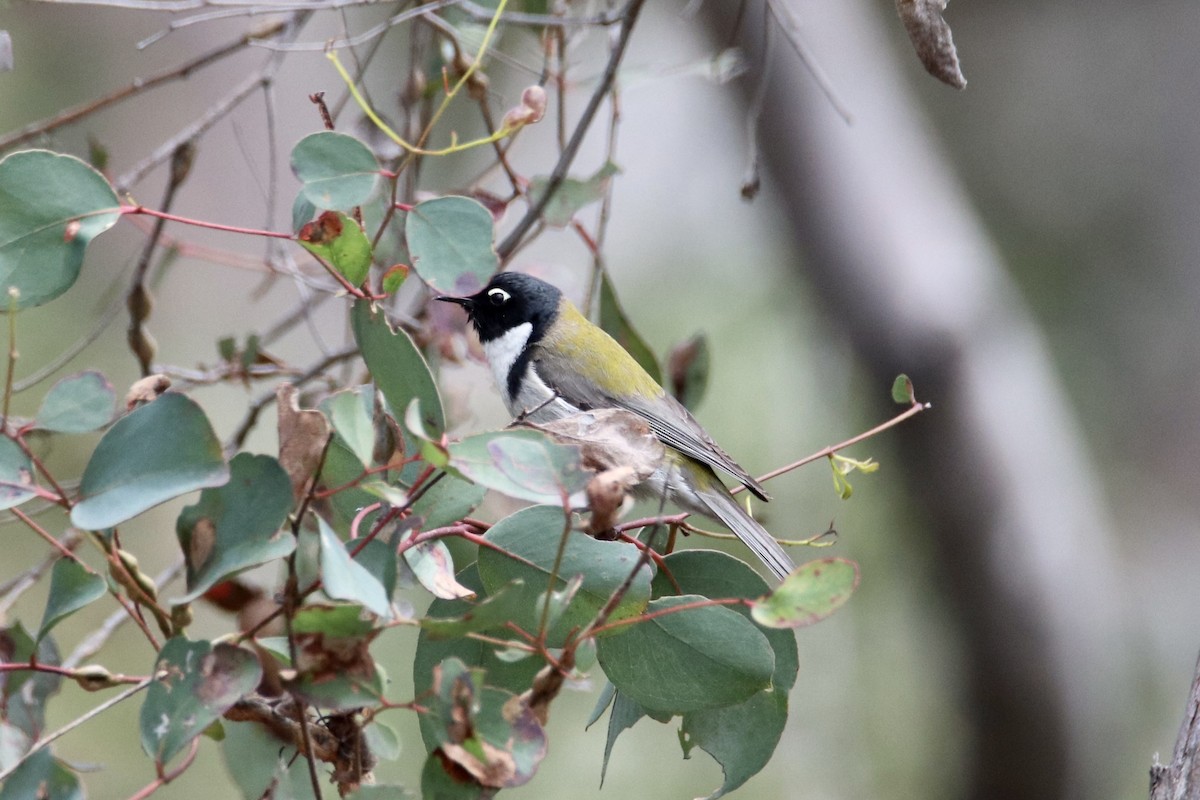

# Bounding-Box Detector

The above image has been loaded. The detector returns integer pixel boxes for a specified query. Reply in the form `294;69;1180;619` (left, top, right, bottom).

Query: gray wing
531;349;770;501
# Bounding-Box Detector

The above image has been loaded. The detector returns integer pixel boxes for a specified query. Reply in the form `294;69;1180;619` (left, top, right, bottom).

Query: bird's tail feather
697;487;795;581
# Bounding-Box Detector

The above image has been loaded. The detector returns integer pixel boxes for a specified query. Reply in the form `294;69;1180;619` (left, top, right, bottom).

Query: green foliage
296;211;373;285
447;430;590;505
174;452;294;604
596;595;775;712
34;371;115;433
37;559;106;644
406;196;498;295
476;505;652;645
0;436;36;510
0;10;891;790
0;150;119;309
751;557;860;629
71;392;229;530
291;131;381;210
527;161;620;227
139;638;261;766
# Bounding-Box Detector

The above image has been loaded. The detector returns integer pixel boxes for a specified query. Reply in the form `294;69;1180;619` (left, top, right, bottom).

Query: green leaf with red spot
751;557;859;629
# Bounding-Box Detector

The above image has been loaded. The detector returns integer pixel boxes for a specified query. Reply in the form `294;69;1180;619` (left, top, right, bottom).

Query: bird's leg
514;390;562;424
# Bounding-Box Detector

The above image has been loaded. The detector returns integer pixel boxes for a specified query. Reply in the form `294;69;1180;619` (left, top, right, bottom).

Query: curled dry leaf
585;466;637;538
276;384;331;502
501;85;548;130
895;0;967;89
124;373;171;410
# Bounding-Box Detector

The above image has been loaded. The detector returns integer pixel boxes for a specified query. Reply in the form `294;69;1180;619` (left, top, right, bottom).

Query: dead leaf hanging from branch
895;0;967;89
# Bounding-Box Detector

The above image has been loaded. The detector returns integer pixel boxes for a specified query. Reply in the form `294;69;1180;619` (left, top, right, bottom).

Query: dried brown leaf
124;373;171;410
896;0;967;89
276;383;331;502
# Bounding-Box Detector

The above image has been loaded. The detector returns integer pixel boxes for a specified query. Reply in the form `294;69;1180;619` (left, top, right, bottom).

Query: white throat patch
482;322;533;402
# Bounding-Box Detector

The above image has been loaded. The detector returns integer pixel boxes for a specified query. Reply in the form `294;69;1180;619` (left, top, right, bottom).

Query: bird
436;271;795;581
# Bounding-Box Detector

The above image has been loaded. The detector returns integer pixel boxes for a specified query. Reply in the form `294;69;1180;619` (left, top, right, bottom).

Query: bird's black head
436;272;562;343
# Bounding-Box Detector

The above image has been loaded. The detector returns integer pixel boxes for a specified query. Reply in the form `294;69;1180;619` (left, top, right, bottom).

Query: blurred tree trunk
700;1;1130;798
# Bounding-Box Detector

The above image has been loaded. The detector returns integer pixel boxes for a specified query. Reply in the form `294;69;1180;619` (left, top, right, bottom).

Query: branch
496;0;647;259
1150;650;1200;799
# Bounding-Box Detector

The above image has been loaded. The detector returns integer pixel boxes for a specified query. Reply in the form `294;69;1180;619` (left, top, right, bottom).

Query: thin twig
0;676;154;783
0;26;280;151
497;0;647;260
114;14;305;192
225;345;358;452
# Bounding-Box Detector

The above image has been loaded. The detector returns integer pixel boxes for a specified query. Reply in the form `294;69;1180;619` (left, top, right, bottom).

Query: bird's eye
487;288;510;305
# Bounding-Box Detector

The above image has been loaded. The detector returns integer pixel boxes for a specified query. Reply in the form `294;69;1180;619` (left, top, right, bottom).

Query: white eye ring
487;288;510;305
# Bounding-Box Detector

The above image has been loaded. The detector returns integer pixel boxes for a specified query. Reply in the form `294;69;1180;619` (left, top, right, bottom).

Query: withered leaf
297;210;344;244
895;0;967;89
124;373;171;410
277;384;331;501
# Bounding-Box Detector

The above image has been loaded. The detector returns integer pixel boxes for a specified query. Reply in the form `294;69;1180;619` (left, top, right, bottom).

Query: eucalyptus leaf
291;131;380;210
351;299;445;435
174;453;294;604
316;516;392;619
476;505;651;647
681;690;788;799
447;429;588;505
0;436;36;511
139;638;261;766
35;370;115;433
751;557;859;629
37;558;106;644
297;211;372;285
595;595;774;713
71;393;229;531
526;162;619;228
406;196;496;295
0;150;120;309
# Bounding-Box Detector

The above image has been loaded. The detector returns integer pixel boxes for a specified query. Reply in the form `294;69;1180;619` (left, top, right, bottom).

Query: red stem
120;205;293;239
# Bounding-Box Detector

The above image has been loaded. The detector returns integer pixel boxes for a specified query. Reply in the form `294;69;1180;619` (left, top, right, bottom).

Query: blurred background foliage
0;0;1196;798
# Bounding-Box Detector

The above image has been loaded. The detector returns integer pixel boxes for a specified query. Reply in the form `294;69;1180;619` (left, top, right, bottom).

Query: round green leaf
174;453;295;604
653;550;797;692
750;557;860;629
70;393;229;531
291;131;380;210
681;690;788;799
37;558;106;644
140;638;261;766
35;370;115;433
0;436;36;510
406;196;497;295
447;429;589;505
351;299;445;435
596;595;774;713
476;505;652;647
0;149;120;309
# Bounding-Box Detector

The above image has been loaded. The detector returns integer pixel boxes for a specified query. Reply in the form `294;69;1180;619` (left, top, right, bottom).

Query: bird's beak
435;295;473;311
